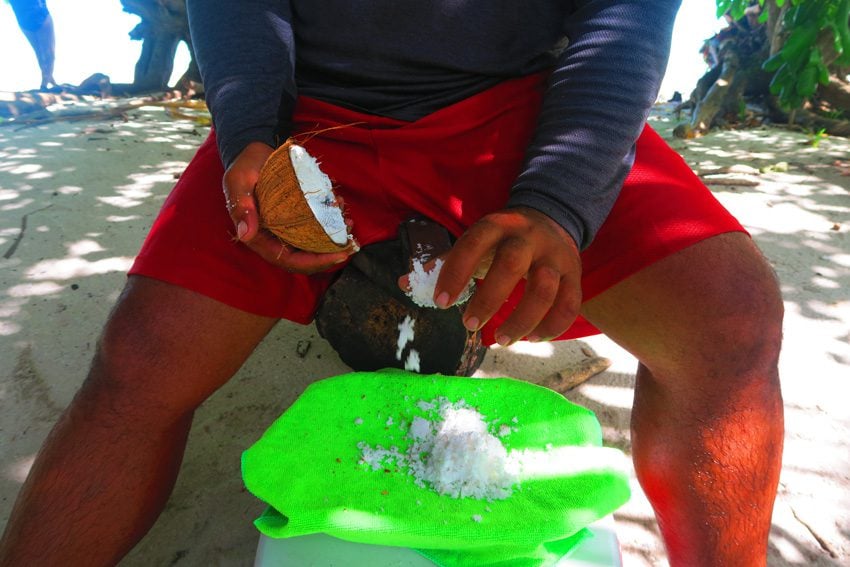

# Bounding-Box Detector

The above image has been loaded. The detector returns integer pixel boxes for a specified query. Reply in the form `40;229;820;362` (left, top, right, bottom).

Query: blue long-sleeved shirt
186;0;681;250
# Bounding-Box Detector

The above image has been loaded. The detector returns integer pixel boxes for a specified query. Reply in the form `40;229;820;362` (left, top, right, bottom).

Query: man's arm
437;0;683;343
186;0;295;170
186;1;352;272
508;0;682;251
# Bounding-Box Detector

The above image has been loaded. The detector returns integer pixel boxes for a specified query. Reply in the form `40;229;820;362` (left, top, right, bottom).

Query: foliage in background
718;0;850;109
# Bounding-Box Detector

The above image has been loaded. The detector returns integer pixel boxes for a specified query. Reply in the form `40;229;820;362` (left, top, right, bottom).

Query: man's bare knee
628;234;784;384
695;259;783;381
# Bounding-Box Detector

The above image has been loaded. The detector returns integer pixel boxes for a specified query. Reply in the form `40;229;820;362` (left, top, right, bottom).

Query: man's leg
28;13;56;90
0;276;278;566
9;0;56;89
581;232;784;566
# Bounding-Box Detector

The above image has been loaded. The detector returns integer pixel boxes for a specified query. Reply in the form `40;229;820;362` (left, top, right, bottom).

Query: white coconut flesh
289;144;349;246
406;258;474;308
396;315;421;372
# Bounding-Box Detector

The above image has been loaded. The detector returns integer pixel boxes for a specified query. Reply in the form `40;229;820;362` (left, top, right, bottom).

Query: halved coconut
254;139;356;253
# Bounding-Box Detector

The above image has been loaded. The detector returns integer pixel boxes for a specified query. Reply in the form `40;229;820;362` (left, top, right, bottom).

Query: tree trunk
116;0;197;96
131;23;181;92
766;1;788;57
685;49;743;134
678;4;850;139
675;14;770;138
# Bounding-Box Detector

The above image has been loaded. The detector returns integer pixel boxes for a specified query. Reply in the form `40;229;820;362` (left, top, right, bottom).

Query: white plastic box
254;517;622;567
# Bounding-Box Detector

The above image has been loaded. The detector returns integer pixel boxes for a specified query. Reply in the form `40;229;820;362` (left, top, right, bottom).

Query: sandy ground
0;98;848;566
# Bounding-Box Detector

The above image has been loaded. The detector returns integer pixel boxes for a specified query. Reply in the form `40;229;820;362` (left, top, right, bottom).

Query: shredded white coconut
405;259;474;308
358;398;524;500
395;315;421;372
396;315;416;361
408;416;432;441
404;349;421;372
289;144;350;246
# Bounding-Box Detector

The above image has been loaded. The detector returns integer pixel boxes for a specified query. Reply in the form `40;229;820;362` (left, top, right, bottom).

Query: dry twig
538;356;612;394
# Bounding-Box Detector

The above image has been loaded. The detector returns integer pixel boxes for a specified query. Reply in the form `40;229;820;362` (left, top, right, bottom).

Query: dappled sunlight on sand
24;256;134;282
504;340;554;358
7;281;66;298
98;160;187;208
0;107;217;563
578;383;633;411
0;197;34;212
0;106;204;351
54;185;83;195
4;455;35;484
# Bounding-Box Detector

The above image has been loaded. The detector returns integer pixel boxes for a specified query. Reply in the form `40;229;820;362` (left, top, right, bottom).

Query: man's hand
435;207;582;346
223;141;353;274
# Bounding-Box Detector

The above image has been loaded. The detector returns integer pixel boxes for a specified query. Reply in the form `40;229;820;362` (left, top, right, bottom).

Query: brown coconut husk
254;138;354;253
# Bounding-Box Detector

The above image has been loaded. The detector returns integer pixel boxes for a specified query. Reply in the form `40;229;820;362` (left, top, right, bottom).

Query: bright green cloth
242;370;630;566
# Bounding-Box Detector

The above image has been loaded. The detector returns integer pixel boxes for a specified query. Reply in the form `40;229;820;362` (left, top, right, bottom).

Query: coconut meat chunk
289;144;349;246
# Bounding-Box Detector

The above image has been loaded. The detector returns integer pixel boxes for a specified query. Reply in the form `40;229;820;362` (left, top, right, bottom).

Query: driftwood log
536;356;612;395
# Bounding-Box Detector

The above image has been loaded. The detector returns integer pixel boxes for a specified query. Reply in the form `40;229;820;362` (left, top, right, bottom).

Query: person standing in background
8;0;57;90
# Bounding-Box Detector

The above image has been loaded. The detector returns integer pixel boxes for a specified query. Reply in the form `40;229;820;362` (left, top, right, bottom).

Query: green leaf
838;30;850;64
762;52;785;72
808;46;823;66
769;64;791;95
817;60;831;85
839;13;850;64
781;24;819;62
730;0;748;20
796;65;818;97
716;0;732;19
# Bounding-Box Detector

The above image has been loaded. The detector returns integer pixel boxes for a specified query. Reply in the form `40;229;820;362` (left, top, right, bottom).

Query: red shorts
129;73;745;345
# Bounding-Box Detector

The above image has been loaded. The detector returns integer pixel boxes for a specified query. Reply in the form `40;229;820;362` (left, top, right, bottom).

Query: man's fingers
436;221;500;306
228;190;260;241
282;248;351;274
526;281;581;342
223;142;274;242
434;207;582;345
461;237;530;333
245;231;350;274
241;232;289;266
492;264;562;345
220;142;351;274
